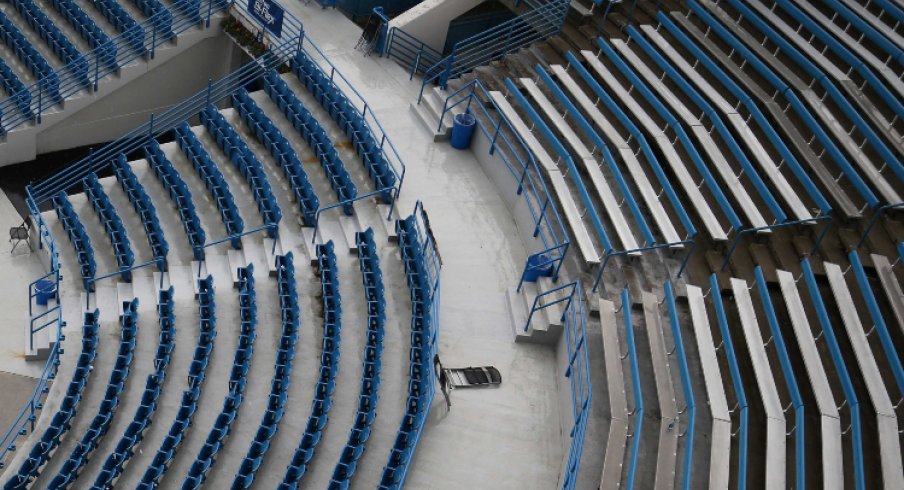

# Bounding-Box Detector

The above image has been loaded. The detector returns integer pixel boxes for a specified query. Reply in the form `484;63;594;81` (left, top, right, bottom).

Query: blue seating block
144;139;206;259
113;155;169;264
83;173;134;281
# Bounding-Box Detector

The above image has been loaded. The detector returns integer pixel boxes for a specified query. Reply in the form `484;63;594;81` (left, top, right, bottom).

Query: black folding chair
9;222;32;253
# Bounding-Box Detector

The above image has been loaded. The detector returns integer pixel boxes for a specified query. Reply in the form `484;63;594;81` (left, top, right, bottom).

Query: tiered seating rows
92;287;176;489
330;228;385;488
3;310;100;490
113;155;169;264
182;265;256;489
0;56;32;127
48;300;140;489
0;10;60;103
144;139;206;259
83;173;135;281
379;216;433;489
90;0;144;54
291;51;397;203
48;0;117;69
263;71;357;214
233;87;320;226
279;241;341;489
52;191;96;288
232;253;299;489
10;0;88;87
137;276;215;489
129;0;173;39
200;104;282;236
175;122;244;246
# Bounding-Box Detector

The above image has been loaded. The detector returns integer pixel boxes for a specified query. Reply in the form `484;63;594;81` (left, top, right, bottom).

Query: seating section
263;70;357;214
279;241;342;489
171;0;202;23
3;310;100;490
52;191;96;288
200;104;282;235
10;0;89;87
129;0;174;40
0;56;32;128
233;87;320;226
83;173;135;281
47;299;139;489
47;0;117;70
0;10;61;103
175;121;244;246
113;155;169;265
137;275;216;489
291;51;397;203
330;228;385;488
89;0;144;53
231;253;299;489
182;265;256;489
379;216;434;489
91;287;175;489
144;139;206;259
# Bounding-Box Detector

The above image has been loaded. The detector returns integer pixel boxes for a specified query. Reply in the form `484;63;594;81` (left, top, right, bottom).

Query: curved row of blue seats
380;217;432;490
590;37;743;231
83;173;135;281
48;300;140;489
130;0;174;40
10;0;89;87
0;55;32;128
136;276;215;489
328;228;386;489
91;287;175;490
3;310;100;490
175;122;244;246
48;0;117;70
182;265;256;490
231;253;299;489
91;0;144;54
279;241;341;490
263;70;356;214
52;191;96;288
112;155;169;264
291;51;396;203
651;16;838;214
144;139;206;259
720;0;904;185
602;32;789;223
0;10;60;103
233;87;320;226
681;4;877;208
200;105;282;236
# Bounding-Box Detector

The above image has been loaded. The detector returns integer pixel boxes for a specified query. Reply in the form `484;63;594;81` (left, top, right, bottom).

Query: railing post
151;19;157;60
207;0;214;28
440;55;453;89
93;52;100;92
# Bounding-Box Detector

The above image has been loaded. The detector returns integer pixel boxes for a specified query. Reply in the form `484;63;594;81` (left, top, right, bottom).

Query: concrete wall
389;0;485;54
36;33;241;154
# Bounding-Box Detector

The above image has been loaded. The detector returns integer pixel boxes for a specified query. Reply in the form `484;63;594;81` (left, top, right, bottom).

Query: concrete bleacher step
339;215;360;254
376;204;400;243
409;86;464;141
262;237;283;277
506;280;563;345
24;298;59;361
227;248;246;287
190;260;209;297
301;227;322;266
116;282;134;317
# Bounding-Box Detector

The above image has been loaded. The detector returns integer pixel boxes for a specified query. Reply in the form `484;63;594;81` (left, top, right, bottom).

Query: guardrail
436;79;571;284
0;0;230;135
417;0;569;101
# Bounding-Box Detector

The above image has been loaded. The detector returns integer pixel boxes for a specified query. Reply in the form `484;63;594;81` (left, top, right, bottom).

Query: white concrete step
376;204;400;243
227;248;247;288
116;282;134;317
301;227;322;266
339;215;360;254
262;237;283;277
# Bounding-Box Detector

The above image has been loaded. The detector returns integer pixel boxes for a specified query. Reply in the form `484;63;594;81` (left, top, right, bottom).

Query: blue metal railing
663;281;695;490
433;79;571;285
753;266;805;490
620;288;643;490
381;13;442;79
709;274;749;490
0;0;231;134
800;259;865;490
416;0;569;101
520;281;591;490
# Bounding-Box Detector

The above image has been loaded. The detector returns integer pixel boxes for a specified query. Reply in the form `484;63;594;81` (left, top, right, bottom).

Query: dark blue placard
249;0;284;37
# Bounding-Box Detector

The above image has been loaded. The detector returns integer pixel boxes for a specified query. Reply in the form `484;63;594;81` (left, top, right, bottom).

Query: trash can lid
454;113;476;126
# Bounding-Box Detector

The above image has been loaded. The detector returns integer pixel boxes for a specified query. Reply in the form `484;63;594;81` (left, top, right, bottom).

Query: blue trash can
450;112;476;150
522;253;553;282
35;280;57;306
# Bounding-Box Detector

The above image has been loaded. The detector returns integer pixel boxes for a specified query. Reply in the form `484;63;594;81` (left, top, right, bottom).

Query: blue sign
249;0;284;37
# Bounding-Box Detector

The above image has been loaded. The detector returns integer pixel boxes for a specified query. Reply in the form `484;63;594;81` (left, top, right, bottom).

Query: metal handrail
0;0;230;133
